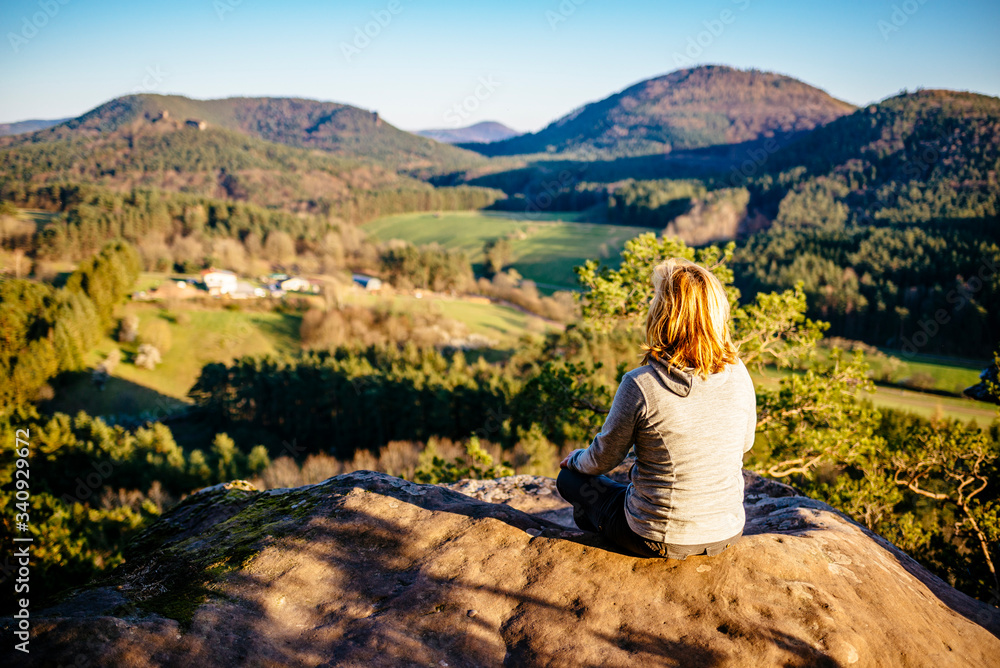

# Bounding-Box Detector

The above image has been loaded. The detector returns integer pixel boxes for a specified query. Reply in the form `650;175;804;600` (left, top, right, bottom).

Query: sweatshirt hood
648;355;694;397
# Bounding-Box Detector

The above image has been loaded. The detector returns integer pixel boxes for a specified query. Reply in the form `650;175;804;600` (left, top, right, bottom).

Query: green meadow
362;210;655;291
343;290;559;345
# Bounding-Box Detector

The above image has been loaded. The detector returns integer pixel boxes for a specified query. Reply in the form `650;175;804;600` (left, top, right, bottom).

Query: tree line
0;240;140;414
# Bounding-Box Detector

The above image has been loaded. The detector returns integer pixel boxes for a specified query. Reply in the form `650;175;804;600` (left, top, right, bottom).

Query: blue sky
1;0;998;131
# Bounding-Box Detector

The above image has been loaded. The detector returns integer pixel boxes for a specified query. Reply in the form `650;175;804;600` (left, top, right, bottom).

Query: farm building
201;268;238;295
352;274;383;291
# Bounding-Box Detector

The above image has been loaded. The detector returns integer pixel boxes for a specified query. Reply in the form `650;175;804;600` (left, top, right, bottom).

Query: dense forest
1;241;140;409
734;224;1000;357
467;90;1000;357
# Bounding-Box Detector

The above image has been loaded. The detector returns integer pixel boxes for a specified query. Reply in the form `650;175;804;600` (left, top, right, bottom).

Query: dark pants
556;468;742;559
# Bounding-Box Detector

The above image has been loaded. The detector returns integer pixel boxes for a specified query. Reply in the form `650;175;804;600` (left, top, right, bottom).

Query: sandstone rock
4;469;998;667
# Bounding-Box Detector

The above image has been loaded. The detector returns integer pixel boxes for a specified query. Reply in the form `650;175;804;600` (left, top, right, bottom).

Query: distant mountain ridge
0;107;410;210
416;121;521;144
4;74;995;220
4;94;488;175
0;118;69;137
468;65;856;158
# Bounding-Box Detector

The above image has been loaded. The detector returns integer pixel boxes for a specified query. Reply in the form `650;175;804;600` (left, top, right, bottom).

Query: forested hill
0;115;409;211
0;95;506;213
465;65;856;158
756;89;1000;227
0;94;488;176
729;90;1000;358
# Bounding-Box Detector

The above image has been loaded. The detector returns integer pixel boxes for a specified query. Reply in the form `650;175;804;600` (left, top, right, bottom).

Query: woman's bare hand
560;449;585;470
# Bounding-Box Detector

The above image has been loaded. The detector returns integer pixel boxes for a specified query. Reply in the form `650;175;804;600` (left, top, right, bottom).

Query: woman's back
625;357;756;544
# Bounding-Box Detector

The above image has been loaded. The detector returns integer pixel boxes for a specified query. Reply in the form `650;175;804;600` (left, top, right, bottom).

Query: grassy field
342;290;558;345
133;271;177;292
813;344;987;396
871;350;985;396
362;210;654;291
46;286;561;418
45;302;302;418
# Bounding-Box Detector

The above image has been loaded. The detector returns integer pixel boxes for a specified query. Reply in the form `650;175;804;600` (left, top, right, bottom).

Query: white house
280;276;312;292
201;268;238;295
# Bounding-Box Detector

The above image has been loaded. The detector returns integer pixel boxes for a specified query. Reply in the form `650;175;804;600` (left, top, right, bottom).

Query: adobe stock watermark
130;65;168;95
279;437;307;458
349;373;379;396
214;0;244;22
726;136;781;188
899;140;940;180
672;0;751;68
221;318;256;351
443;76;501;128
12;428;32;654
524;166;589;221
546;0;588;31
472;405;511;442
341;0;405;63
877;0;930;41
58;458;124;507
856;141;939;226
899;255;999;358
7;0;72;53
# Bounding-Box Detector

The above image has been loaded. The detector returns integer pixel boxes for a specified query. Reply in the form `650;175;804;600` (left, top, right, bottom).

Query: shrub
413;436;513;484
134;343;161;369
118;314;140;343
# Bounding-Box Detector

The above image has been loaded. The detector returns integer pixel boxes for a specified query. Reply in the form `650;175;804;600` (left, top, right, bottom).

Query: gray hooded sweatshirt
567;356;757;545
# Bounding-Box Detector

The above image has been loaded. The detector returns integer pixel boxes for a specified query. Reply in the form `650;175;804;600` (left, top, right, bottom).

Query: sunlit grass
46;302;302;418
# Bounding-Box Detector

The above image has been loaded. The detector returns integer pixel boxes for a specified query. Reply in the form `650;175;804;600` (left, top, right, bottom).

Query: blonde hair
639;258;738;377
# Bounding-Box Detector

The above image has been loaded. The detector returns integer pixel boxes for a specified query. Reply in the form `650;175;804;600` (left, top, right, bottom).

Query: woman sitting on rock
557;258;756;559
